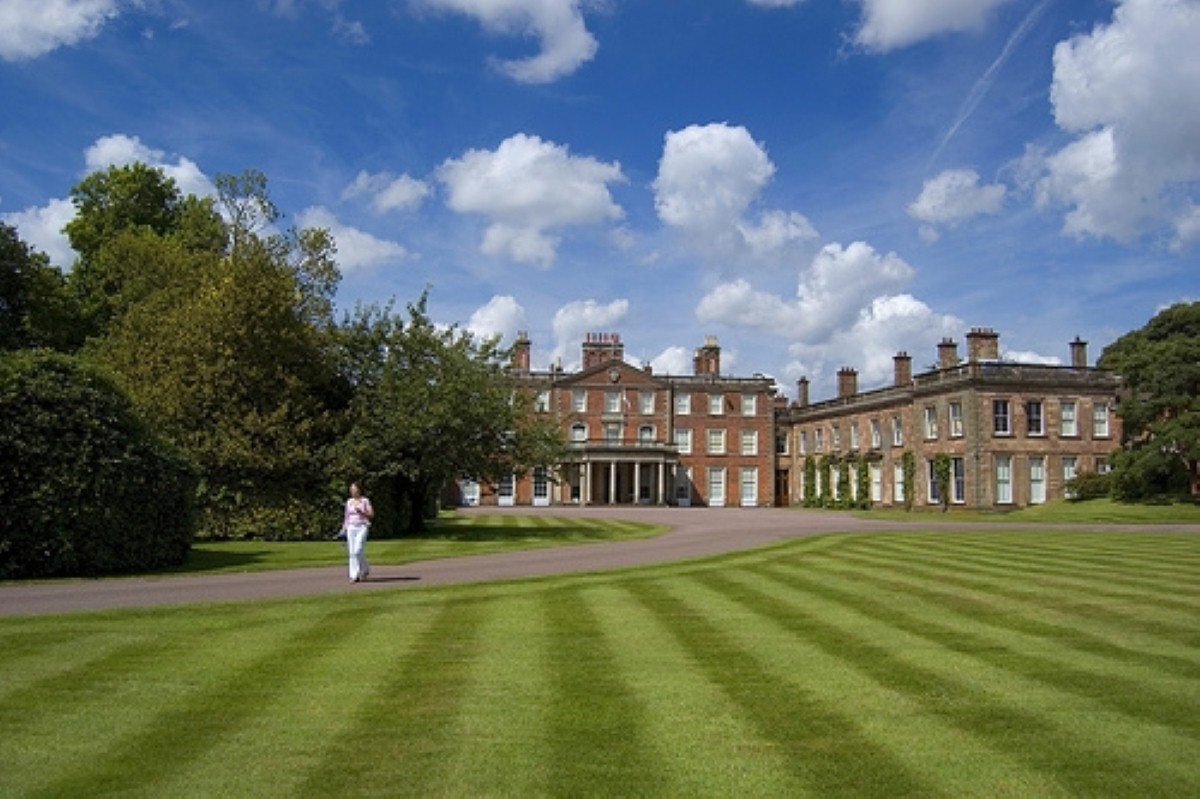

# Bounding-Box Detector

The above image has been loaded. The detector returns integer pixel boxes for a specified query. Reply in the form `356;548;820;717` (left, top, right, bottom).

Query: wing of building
459;328;1121;511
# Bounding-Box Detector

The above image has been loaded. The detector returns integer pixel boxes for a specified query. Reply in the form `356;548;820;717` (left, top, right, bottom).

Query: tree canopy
1099;300;1200;499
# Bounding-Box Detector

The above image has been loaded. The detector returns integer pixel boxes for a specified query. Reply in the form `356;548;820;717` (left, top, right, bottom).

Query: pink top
344;497;372;527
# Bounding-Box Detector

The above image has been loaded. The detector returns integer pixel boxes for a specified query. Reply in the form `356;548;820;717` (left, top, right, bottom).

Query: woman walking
341;482;373;582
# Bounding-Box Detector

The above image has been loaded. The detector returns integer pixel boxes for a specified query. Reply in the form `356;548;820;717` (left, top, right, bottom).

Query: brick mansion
461;327;1122;511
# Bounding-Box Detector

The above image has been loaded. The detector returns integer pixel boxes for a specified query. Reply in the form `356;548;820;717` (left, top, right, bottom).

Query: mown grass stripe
825;538;1200;645
948;534;1200;578
294;597;489;795
29;604;378;798
855;534;1200;609
765;559;1200;737
623;577;935;797
678;569;1071;797
734;564;1200;795
436;593;553;796
542;586;668;796
589;583;811;796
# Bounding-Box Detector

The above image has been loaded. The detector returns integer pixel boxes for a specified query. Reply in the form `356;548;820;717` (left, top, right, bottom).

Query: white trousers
346;523;370;581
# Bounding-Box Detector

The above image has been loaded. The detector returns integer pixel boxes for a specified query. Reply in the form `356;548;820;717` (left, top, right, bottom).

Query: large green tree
0;223;82;351
1099;301;1200;499
337;293;565;534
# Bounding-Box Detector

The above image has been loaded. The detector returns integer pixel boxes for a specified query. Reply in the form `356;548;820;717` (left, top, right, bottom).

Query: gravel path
2;506;1196;617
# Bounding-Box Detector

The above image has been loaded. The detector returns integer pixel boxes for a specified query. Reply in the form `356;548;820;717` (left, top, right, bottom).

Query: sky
1;0;1197;401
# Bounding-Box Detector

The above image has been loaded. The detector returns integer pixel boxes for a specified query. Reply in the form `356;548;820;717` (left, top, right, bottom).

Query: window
1026;400;1044;436
534;390;550;413
924;406;939;440
1096;457;1110;474
993;399;1011;435
741;430;758;456
832;425;841;451
870;463;882;503
572;389;586;413
1062;456;1078;498
996;455;1012;504
605;391;622;414
533;466;549;506
952;457;965;503
640;391;655;415
675;467;692;503
1093;402;1110;438
675;393;691;415
892;416;904;447
707;429;726;455
927;460;939;505
740;468;758;507
570;423;587;442
949;401;963;438
814;428;825;452
604;422;621;442
638;425;654;444
893;463;905;503
707;467;726;507
675;428;693;454
1030;456;1046;504
799;431;808;455
1061;400;1078;436
742;393;757;416
775;432;789;455
850;424;860;450
870;419;882;449
709;393;724;415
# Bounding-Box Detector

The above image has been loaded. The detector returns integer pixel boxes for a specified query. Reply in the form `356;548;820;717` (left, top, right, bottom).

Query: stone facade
776;330;1123;510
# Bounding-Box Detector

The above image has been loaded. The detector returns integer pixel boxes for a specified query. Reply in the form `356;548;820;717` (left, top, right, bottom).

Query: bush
1065;470;1112;502
0;352;197;578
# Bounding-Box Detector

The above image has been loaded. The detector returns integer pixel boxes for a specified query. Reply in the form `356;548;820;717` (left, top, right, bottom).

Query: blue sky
2;0;1197;399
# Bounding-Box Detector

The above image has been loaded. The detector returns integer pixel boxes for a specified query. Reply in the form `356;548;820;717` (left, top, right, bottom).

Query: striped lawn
1;530;1197;797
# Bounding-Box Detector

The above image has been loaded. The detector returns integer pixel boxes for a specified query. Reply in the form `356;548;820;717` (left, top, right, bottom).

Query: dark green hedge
0;352;197;578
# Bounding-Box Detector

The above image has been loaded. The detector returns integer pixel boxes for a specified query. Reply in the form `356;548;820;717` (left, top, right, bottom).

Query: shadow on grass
423;520;623;543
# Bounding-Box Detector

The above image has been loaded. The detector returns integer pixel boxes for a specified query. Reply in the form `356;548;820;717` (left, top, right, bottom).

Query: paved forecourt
2;506;1196;617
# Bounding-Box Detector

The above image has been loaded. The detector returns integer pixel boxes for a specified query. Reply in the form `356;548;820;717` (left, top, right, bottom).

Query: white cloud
853;0;1018;51
1173;204;1200;253
649;345;691;376
746;0;804;7
696;240;916;342
417;0;598;83
786;294;964;397
296;206;409;271
437;133;625;267
1028;0;1200;246
466;294;526;341
908;169;1006;240
1;198;77;269
0;0;118;61
342;171;430;214
654;123;817;262
84;134;215;199
550;298;629;368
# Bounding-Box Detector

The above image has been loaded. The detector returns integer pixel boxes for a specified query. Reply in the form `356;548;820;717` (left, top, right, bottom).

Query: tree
1099;301;1200;499
336;293;565;533
0;223;82;351
0;351;196;577
932;453;951;513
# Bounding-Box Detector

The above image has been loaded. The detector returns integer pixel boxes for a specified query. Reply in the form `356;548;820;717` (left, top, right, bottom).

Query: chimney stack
512;330;531;372
1070;336;1088;368
693;335;721;376
894;352;913;387
582;332;624;370
966;328;1000;363
837;367;858;399
796;377;809;408
937;338;959;370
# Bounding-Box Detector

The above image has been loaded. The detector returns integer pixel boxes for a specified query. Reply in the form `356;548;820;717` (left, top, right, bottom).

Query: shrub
0;352;197;578
1065;470;1112;502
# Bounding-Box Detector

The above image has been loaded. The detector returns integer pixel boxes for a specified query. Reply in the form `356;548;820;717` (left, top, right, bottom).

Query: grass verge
1;528;1197;797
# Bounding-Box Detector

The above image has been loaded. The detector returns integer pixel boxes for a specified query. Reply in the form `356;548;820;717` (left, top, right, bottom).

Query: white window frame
638;424;655;444
1026;400;1044;436
605;391;622;414
892;415;904;447
1062;456;1078;498
604;422;621;442
708;393;724;416
707;428;726;455
1030;456;1046;504
996;455;1012;504
707;467;726;507
924;406;939;440
741;429;758;456
534;390;551;413
993;399;1011;436
740;467;758;507
814;428;825;452
949;401;963;438
850;424;860;451
870;419;881;449
798;430;808;455
675;393;691;415
570;423;587;442
741;393;757;416
870;463;882;503
674;428;693;454
640;391;655;415
1061;400;1078;437
572;389;587;413
1093;402;1110;438
893;463;905;503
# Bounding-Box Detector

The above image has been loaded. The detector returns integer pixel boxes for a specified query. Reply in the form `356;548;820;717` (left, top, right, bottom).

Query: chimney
512;330;531;372
937;337;959;370
893;351;912;387
837;367;858;399
582;332;623;370
1070;336;1088;368
966;328;1000;363
693;335;721;376
796;377;809;408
